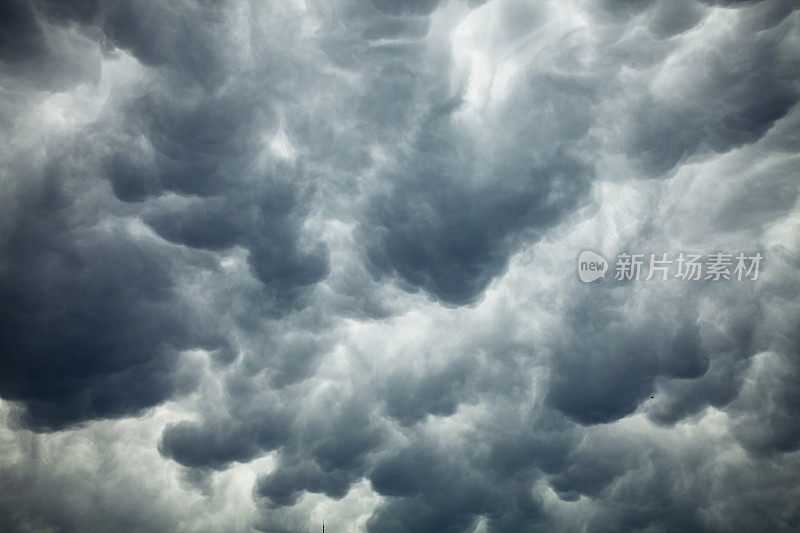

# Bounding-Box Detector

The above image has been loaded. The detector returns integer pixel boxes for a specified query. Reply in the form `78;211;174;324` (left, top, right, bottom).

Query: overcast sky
1;0;799;531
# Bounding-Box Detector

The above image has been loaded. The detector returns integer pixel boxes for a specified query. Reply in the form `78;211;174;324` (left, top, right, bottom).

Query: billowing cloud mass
1;0;799;531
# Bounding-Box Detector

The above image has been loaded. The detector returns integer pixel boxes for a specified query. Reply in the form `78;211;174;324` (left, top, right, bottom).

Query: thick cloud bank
1;0;799;531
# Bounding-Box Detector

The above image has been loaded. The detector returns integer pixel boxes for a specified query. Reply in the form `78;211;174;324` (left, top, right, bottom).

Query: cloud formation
1;0;798;531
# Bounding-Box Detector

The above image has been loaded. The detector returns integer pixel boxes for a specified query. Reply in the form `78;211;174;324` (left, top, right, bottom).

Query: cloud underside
0;0;799;531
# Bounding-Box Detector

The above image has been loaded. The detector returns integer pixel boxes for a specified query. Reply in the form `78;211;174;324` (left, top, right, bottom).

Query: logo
574;250;762;282
578;250;608;282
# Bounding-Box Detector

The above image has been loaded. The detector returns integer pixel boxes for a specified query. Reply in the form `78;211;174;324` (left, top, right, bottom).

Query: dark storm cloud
103;44;330;295
360;78;595;305
618;2;799;176
357;0;798;304
255;399;386;506
1;0;799;531
26;0;229;83
169;0;799;530
544;280;760;426
0;0;328;430
0;0;47;64
363;404;581;532
0;160;222;430
364;355;640;530
160;408;291;470
646;0;706;38
729;247;800;456
367;441;508;532
356;277;764;530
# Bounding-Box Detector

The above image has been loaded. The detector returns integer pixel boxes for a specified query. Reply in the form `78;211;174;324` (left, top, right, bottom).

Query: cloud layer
1;0;799;531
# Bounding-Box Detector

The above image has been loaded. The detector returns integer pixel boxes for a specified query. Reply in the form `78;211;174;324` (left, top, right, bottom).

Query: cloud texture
1;0;799;531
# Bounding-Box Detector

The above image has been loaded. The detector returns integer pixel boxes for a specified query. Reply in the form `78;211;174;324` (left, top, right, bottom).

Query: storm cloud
1;0;799;531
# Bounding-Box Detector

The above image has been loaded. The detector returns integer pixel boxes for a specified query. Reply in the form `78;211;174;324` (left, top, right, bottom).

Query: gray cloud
0;0;328;431
1;0;799;531
0;166;217;430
